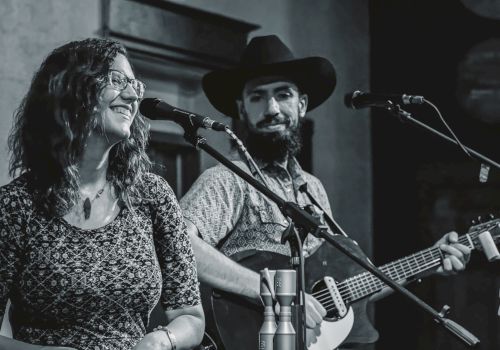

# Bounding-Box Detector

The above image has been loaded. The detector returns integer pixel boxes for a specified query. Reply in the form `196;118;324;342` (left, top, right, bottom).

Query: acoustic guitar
201;218;500;350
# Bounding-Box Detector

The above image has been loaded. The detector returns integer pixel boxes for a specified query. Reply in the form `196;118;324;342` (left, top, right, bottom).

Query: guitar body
201;220;500;349
201;236;379;350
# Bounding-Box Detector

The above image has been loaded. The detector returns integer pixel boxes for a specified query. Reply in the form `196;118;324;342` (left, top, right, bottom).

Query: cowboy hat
202;35;337;119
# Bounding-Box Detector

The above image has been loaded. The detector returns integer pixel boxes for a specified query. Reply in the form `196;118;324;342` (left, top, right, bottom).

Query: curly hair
8;38;151;216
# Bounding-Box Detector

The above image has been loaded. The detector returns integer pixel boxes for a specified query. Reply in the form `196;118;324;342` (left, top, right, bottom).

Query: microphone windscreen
139;98;170;120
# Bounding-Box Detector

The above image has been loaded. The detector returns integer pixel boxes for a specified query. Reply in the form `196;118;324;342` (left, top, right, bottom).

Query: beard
242;117;303;164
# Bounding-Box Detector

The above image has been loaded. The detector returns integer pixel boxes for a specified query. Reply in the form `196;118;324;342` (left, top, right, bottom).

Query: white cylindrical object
274;270;296;350
478;231;500;262
259;269;277;350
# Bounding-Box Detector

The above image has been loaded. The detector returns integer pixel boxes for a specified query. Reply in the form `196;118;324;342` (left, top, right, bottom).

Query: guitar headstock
470;214;496;227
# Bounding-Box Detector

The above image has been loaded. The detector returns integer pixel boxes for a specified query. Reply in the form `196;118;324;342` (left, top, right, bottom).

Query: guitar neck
339;232;478;303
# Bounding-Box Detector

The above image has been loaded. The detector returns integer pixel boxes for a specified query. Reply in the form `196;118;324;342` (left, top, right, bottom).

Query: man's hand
306;325;321;347
434;231;471;275
304;293;326;347
273;293;326;345
304;293;326;329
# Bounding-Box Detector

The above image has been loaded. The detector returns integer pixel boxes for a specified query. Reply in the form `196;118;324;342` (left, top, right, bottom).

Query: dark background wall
371;1;500;349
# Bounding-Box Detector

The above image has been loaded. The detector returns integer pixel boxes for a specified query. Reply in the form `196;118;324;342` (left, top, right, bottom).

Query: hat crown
240;35;295;67
202;35;336;118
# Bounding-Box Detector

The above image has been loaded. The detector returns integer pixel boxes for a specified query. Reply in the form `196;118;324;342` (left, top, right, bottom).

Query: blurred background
0;0;498;349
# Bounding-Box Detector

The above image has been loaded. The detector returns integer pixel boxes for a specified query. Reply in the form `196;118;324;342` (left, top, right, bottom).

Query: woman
0;38;204;350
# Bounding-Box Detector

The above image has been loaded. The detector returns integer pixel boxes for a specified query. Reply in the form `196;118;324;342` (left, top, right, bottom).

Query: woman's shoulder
0;173;32;200
0;173;33;215
136;172;176;201
139;172;169;189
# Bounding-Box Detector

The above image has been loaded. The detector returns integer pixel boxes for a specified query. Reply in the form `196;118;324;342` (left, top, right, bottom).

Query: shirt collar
254;156;307;193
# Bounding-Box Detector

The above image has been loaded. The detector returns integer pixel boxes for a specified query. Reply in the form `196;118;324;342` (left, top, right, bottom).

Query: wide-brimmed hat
202;35;336;119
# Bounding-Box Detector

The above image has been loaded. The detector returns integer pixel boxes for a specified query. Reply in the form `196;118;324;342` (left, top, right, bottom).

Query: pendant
83;197;91;220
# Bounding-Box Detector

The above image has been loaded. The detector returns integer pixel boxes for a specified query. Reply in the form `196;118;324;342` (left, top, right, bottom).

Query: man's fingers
453;244;471;261
304;294;326;328
447;231;459;243
309;295;327;318
440;244;464;262
306;303;323;327
305;328;318;346
442;257;452;272
435;232;470;275
449;255;465;271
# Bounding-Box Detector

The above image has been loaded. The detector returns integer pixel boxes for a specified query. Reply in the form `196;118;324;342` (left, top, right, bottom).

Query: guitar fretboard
336;232;478;303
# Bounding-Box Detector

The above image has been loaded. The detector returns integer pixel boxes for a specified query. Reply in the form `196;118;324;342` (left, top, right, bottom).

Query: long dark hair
8;38;151;216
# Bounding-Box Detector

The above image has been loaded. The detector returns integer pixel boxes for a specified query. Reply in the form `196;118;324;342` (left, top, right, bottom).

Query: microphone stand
181;125;479;348
183;127;307;349
387;104;500;172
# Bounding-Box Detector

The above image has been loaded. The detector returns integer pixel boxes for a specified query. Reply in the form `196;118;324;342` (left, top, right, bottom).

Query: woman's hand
132;331;171;350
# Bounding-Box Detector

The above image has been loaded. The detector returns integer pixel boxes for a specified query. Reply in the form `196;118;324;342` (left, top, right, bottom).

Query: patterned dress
0;173;200;350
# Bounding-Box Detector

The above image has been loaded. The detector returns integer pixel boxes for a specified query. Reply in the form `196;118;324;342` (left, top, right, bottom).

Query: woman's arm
163;304;205;349
132;304;204;350
148;175;205;349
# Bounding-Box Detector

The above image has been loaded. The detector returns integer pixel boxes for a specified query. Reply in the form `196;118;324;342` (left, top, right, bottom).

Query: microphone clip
386;102;413;123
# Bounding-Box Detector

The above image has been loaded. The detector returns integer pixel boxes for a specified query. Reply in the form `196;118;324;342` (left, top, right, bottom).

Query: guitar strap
298;182;349;238
215;227;235;251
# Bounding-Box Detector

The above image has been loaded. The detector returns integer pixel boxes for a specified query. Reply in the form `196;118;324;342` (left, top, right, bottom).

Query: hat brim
202;57;336;119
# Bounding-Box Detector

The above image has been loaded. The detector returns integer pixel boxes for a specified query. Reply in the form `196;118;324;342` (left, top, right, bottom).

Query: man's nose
264;97;280;116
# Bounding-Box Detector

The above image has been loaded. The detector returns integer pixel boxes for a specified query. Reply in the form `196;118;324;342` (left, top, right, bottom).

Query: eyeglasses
99;69;146;99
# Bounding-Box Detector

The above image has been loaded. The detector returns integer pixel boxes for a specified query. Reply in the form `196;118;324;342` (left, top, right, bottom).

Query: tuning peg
438;305;451;318
471;219;477;226
477;215;483;224
489;213;495;220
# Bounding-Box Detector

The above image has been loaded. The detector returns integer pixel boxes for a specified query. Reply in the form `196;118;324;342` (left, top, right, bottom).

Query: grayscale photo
0;1;498;350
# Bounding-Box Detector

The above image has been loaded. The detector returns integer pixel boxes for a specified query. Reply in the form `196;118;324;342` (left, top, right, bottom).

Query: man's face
238;76;308;136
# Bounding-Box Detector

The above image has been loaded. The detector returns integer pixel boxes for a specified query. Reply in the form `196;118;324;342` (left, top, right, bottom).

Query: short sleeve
179;165;246;247
0;182;28;322
148;175;201;311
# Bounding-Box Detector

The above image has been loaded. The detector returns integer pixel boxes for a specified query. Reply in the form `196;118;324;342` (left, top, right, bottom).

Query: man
180;35;470;348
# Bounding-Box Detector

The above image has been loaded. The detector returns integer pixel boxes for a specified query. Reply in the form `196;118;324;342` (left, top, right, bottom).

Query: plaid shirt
180;157;330;257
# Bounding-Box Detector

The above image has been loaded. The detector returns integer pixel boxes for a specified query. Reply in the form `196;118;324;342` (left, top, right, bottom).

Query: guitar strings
318;258;455;313
311;232;478;306
335;257;441;302
316;235;476;305
320;233;474;298
312;230;489;314
312;249;441;301
318;253;444;301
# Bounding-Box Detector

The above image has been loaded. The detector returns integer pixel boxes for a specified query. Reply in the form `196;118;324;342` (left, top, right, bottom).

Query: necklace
82;187;105;220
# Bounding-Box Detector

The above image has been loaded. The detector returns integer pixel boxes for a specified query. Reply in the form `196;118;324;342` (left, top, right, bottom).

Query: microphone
344;90;425;109
139;98;227;131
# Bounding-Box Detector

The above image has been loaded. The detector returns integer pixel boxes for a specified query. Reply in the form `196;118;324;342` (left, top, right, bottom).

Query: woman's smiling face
94;53;141;144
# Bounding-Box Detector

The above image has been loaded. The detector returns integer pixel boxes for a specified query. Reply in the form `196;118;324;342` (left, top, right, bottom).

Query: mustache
256;114;289;128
